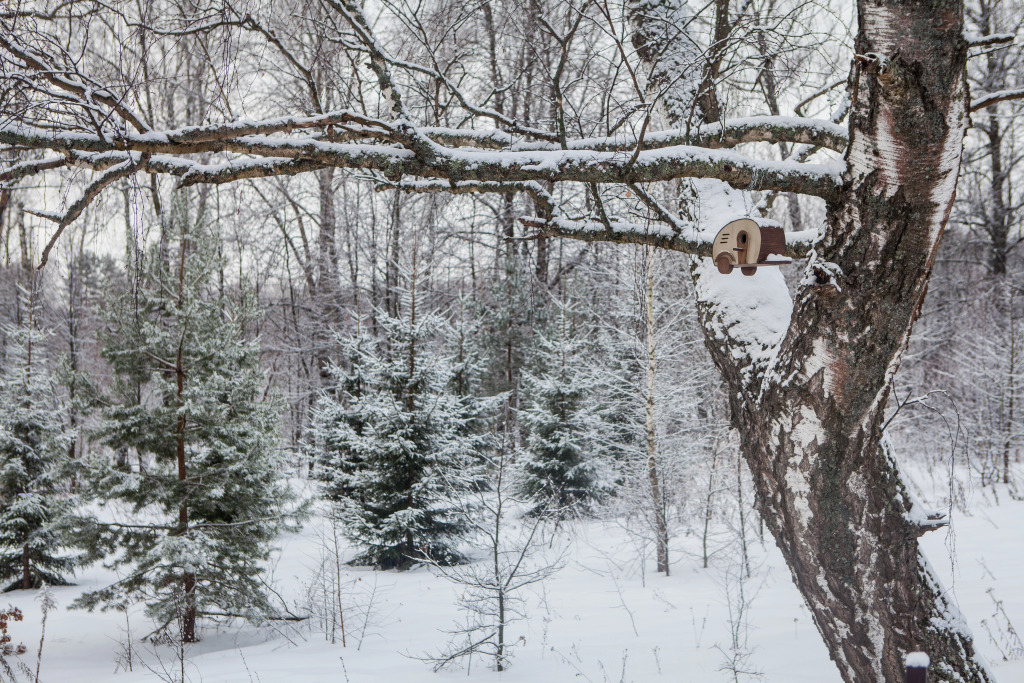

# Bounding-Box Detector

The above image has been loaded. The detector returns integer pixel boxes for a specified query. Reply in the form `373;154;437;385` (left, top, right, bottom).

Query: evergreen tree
75;208;294;642
468;252;551;468
474;255;535;397
312;304;489;570
449;292;504;459
519;306;609;518
0;290;77;591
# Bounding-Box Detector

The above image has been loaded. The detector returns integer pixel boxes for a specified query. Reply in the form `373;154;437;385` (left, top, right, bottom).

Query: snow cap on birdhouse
712;218;791;276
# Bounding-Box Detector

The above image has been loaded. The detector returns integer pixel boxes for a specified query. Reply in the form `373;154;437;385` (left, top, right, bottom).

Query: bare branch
34;155;145;268
965;32;1015;48
383;178;555;215
971;87;1024;112
794;80;846;117
0;28;151;133
519;215;818;259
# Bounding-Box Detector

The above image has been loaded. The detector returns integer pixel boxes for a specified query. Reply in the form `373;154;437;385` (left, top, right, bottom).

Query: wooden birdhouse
712;218;791;276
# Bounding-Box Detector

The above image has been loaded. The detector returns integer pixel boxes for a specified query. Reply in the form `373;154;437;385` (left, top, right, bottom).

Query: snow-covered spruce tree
472;251;549;398
449;292;505;468
75;208;293;642
519;305;609;518
0;290;77;592
312;300;488;570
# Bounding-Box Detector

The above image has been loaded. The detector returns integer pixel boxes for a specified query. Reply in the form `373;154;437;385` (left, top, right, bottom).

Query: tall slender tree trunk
978;0;1010;276
65;228;87;486
17;202;30;274
0;187;11;259
21;545;30;590
735;451;750;579
176;348;195;643
493;472;506;672
702;443;719;570
316;168;341;385
175;231;196;643
642;247;668;574
385;196;402;319
1004;295;1017;485
985;113;1008;275
496;587;506;671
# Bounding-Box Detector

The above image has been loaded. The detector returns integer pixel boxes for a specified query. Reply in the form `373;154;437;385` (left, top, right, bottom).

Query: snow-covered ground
7;464;1024;682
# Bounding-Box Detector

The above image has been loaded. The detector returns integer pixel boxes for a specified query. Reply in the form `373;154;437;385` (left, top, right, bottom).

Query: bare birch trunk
630;0;991;679
722;3;989;678
315;168;341;386
642;246;669;574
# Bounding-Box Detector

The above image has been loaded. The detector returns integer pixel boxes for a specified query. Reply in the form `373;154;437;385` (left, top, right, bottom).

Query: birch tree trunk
745;2;983;678
631;0;990;679
721;5;989;682
642;246;669;574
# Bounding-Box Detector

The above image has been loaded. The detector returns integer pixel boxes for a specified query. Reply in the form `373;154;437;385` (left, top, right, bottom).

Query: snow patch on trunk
906;652;930;668
690;179;792;383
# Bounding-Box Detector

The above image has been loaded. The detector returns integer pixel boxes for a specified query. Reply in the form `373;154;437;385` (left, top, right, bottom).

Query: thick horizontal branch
971;87;1024;112
2;122;843;199
1;110;848;158
152;111;392;144
0;157;67;183
420;116;848;153
680;117;848;153
519;216;820;259
426;146;843;199
163;157;335;187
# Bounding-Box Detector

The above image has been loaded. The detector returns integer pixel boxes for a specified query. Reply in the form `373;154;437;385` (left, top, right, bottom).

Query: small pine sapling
423;447;561;672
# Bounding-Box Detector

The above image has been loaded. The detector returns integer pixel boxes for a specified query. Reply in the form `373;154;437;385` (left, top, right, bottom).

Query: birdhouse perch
713;218;791;276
